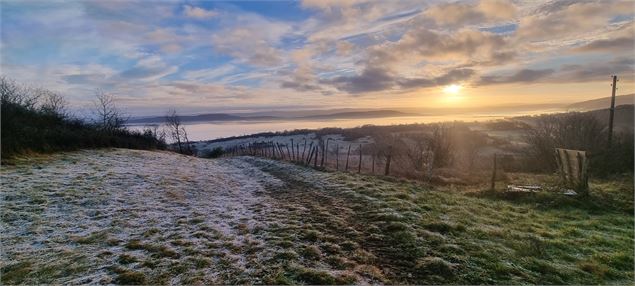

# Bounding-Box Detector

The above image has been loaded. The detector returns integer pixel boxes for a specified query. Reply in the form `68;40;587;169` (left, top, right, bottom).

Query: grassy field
1;149;633;284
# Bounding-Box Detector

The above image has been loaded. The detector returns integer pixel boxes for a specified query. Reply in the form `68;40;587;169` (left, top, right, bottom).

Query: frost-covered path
1;149;287;284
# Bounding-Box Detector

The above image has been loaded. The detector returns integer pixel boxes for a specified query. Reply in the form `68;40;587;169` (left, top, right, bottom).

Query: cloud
183;5;218;19
479;69;556;85
397;69;475;89
322;67;394;93
211;14;292;66
117;56;178;81
516;1;633;43
479;57;635;85
574;37;635;53
424;0;516;27
323;67;476;94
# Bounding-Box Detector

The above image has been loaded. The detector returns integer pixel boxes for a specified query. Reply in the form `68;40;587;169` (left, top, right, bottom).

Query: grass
248;158;634;284
2;151;632;284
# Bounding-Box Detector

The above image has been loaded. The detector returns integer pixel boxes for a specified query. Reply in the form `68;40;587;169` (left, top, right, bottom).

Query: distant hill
127;109;418;124
586;104;634;132
568;94;634;111
127;113;278;124
299;110;418;120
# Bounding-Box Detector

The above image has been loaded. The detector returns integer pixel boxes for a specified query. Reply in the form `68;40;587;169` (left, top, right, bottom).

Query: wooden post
358;144;362;173
345;145;351;171
384;145;392;176
285;144;291;161
302;139;307;161
306;142;314;165
335;144;339;170
608;75;617;147
296;143;300;162
320;140;326;167
490;153;497;191
372;152;375;174
290;139;295;161
324;139;330;168
313;146;319;167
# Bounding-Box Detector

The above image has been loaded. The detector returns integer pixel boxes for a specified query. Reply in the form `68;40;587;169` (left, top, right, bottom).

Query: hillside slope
1;149;633;284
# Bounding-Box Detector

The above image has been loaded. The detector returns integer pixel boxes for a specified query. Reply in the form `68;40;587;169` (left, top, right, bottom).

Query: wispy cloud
1;0;633;114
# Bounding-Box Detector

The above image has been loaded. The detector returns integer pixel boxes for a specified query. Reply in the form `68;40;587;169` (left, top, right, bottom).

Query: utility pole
608;75;617;147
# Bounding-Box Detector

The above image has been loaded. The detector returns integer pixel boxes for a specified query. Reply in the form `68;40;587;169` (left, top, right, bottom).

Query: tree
165;109;192;154
93;89;126;133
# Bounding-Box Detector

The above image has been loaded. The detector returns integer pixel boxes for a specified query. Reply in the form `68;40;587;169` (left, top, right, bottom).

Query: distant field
1;149;633;284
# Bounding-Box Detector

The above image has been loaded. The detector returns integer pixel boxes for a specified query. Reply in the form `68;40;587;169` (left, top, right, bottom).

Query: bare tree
39;89;67;117
428;123;454;168
93;89;126;133
1;76;40;109
525;112;606;171
165;109;192;154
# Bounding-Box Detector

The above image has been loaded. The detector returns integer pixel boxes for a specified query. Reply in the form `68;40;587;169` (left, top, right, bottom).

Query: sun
442;84;462;95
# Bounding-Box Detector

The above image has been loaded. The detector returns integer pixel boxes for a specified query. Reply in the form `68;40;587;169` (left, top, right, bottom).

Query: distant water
127;111;554;141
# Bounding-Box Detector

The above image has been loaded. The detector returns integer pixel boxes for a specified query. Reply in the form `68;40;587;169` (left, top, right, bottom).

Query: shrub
202;147;224;158
1;77;166;161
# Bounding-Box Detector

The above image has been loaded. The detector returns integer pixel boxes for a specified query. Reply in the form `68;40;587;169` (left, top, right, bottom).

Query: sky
1;0;634;116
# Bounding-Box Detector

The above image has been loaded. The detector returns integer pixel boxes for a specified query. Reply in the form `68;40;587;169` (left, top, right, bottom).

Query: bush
201;147;224;158
1;77;166;161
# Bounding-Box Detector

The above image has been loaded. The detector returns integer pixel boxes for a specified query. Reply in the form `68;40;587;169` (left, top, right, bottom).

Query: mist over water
128;109;559;141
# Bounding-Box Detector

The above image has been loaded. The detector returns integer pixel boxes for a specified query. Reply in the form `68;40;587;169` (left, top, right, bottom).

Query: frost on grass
2;149;632;284
1;149;284;284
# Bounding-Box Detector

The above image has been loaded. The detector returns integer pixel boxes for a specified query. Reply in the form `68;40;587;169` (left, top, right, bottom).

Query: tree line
0;77;194;161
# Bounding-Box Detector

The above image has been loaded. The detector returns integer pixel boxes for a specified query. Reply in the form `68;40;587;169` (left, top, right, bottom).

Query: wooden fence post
302;139;307;161
384;145;392;176
290;139;295;161
490;153;497;191
335;144;339;170
358;144;362;173
345;145;351;171
324;139;330;168
308;142;314;165
306;144;314;165
313;146;319;167
372;152;375;174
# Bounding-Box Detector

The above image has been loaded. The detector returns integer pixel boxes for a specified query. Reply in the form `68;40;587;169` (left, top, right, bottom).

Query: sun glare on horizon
443;84;462;95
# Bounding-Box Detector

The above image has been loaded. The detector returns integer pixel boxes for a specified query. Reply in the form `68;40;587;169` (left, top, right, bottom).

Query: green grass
250;159;634;284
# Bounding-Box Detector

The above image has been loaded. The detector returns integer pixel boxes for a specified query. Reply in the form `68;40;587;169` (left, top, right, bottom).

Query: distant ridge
568;94;634;111
298;110;418;120
127;113;277;124
126;109;414;124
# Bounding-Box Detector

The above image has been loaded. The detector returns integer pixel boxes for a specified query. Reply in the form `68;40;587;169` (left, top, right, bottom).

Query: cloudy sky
2;0;634;115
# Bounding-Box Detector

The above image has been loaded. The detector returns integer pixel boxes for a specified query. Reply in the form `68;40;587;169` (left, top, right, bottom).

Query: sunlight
442;84;462;95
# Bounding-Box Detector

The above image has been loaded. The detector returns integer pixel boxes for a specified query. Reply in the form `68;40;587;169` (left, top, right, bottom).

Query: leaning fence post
384;145;392;176
358;144;362;173
490;153;497;191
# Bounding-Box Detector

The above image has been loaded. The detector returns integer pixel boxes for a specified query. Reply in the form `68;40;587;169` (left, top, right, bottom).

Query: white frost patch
0;149;280;284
